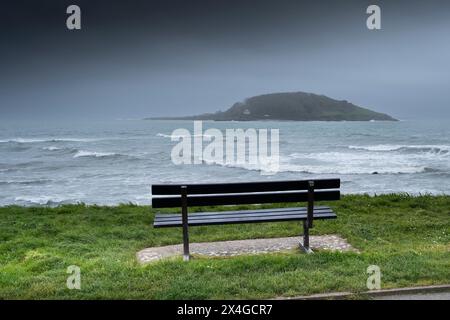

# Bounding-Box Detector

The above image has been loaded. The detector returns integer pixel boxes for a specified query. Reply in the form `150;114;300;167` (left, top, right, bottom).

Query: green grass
0;194;449;299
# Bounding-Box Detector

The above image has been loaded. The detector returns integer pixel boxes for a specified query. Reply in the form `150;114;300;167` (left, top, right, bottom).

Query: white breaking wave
42;146;62;151
157;133;213;139
284;151;443;174
156;133;172;138
204;159;428;175
0;137;109;144
14;195;68;205
73;150;118;158
202;150;445;175
197;147;446;175
201;158;280;174
348;144;450;154
277;164;428;175
349;145;406;151
0;138;48;143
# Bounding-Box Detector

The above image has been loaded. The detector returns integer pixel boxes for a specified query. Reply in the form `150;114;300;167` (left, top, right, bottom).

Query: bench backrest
152;179;340;208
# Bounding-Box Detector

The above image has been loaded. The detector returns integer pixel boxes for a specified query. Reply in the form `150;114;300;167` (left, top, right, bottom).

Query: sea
0;119;449;206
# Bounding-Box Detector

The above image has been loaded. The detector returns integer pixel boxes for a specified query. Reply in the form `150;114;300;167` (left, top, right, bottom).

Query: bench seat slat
154;212;336;227
154;211;335;225
155;210;334;224
154;208;336;228
155;206;332;221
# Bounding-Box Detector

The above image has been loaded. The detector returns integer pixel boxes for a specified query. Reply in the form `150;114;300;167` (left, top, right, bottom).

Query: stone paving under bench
137;235;357;264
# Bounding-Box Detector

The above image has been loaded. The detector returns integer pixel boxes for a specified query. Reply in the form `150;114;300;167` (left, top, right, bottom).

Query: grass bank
0;194;449;299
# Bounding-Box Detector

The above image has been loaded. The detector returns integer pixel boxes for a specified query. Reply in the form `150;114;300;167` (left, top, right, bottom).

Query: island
148;91;397;121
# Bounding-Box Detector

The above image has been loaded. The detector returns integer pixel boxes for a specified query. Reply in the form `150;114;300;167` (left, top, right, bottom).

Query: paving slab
137;235;357;263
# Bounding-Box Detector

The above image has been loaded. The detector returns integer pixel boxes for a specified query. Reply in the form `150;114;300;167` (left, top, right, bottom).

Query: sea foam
348;144;450;154
0;137;106;144
73;150;118;158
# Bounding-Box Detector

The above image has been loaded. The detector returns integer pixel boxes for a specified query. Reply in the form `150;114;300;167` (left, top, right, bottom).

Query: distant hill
148;92;397;121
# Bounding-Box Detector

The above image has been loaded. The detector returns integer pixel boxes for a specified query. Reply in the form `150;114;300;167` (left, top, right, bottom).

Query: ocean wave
2;144;31;152
203;159;430;175
0;138;46;143
156;133;173;138
0;137;105;144
43;146;84;155
286;151;446;174
14;196;69;206
73;150;121;159
0;179;52;186
157;133;213;139
349;145;405;151
2;161;44;169
201;158;280;174
277;164;430;175
348;144;450;155
42;146;63;151
199;150;446;175
176;141;450;175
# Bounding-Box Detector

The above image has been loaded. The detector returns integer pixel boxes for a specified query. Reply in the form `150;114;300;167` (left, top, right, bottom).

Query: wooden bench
152;179;340;261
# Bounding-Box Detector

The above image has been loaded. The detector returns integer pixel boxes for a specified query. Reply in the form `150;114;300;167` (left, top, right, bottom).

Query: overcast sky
1;0;449;120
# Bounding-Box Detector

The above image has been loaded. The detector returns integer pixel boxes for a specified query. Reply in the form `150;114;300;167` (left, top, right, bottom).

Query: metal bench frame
152;179;340;261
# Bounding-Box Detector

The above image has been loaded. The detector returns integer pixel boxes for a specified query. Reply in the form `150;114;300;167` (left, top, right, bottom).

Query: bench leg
182;223;190;261
300;220;314;254
180;186;190;261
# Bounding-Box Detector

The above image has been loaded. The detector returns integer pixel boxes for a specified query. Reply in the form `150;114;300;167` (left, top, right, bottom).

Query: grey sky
1;0;449;120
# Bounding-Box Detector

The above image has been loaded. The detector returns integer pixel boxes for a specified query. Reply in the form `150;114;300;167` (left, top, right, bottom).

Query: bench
152;179;340;261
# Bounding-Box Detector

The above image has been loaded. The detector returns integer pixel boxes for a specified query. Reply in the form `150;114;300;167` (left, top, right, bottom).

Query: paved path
374;292;450;300
137;235;357;263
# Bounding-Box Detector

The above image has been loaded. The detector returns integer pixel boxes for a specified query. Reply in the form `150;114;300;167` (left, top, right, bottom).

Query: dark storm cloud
1;0;449;120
